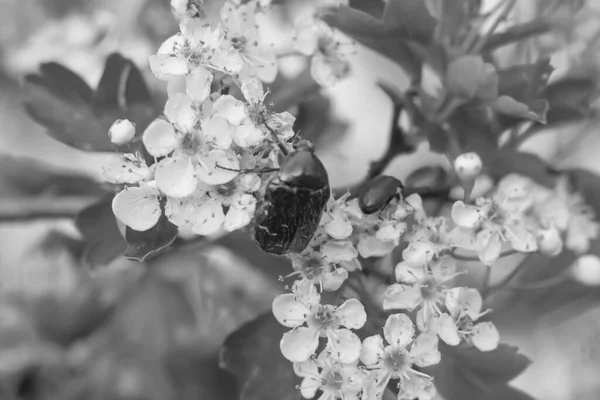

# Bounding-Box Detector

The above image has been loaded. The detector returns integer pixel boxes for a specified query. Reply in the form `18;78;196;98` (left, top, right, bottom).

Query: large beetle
252;141;330;255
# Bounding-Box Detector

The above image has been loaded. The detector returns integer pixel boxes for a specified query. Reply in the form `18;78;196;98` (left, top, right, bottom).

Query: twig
483;18;553;52
481;264;492;297
0;196;99;222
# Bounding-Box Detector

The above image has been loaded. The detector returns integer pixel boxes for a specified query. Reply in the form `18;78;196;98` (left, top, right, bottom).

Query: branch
483;18;553;52
0;196;98;222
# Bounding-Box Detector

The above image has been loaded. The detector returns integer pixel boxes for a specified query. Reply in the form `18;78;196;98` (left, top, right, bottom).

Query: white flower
165;92;198;133
360;314;439;400
112;184;162;232
185;67;213;103
195;148;239;185
143;119;180;157
108;119;136;145
154;156;198;198
454;152;482;180
294;350;365;400
437;287;499;351
272;288;366;363
569;254;600;286
102;154;152;184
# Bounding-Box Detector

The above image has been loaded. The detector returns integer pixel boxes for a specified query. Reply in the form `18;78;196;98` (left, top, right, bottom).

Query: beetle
252;140;330;255
358;175;404;215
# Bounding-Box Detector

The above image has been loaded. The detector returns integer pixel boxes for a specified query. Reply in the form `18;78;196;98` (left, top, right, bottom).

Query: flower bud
109;119;136;145
536;226;563;257
454;152;483;180
569;254;600;286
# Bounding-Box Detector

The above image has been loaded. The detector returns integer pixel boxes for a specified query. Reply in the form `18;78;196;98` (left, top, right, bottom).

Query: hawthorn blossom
383;256;459;331
437;287;499;351
272;282;366;363
360;314;439;400
293;17;351;86
294;350;366;400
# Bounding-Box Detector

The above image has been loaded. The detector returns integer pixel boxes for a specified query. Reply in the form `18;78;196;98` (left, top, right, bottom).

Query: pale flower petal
451;201;483;228
383;313;415;349
326;329;361;364
402;241;436;266
409;334;440;367
185;67;213;103
190;200;225;235
293;358;318;378
196;149;239;185
471;322;500;351
167;76;186;97
232;122;265;147
310;52;350;87
149;54;188;80
143;119;179;157
112;186;161;232
322;268;348;291
394;262;424;284
272;293;310;328
241;77;265;103
300;377;320;399
503;218;538;253
102;154;151;184
360;335;384;366
202;116;233;149
213;95;247;126
323;210;353;239
445;287;482;320
223;207;252;231
321;240;358;263
293;17;319;55
155;157;197;198
336;299;367;329
280;327;320;362
383;284;421;311
437;313;460;346
357;234;396;258
477;229;502;265
165;92;197;132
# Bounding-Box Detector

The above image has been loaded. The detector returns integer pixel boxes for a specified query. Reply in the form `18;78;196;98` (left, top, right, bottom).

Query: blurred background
1;0;600;399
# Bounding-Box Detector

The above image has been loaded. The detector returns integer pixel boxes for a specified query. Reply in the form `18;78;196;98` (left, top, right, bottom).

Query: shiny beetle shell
252;149;330;255
358;175;404;214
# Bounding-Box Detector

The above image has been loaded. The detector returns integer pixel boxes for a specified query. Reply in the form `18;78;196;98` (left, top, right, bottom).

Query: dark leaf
544;77;598;125
124;212;178;262
427;342;534;400
321;0;435;77
493;96;549;124
484;19;552;52
567;168;600;216
267;68;320;113
23;52;157;152
487;150;556;187
348;0;385;16
75;196;127;268
0;155;104;196
497;59;553;103
220;313;303;400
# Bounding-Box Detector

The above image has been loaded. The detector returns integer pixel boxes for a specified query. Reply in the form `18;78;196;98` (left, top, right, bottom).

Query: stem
481;264;492;297
0;196;98;222
471;0;518;54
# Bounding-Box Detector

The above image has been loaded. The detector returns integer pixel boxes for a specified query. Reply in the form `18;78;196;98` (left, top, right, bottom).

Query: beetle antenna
215;163;279;174
265;125;289;156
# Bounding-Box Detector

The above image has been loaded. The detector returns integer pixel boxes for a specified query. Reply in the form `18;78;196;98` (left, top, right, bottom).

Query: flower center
322;370;344;393
317;36;338;57
302;258;325;280
308;305;338;332
230;36;248;51
382;349;410;376
420;278;439;301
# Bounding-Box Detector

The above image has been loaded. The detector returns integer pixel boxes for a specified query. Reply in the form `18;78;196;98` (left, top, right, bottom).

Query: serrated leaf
23;52;157;152
219;313;302;400
497;59;553;103
75;196;127;268
426;342;535;400
488;150;556;187
493;96;549;123
321;0;435;77
124;212;178;262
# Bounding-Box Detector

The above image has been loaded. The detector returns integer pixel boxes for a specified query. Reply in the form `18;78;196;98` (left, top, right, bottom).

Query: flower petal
155;157;198;198
280;327;320;362
326;329;361;364
293;17;319;55
185;67;213;103
165;93;197;132
321;240;358;263
451;201;483;228
149;54;188;80
477;229;502;265
322;268;348;291
102;154;151;184
112;186;161;232
471;322;499;351
357;234;396;258
241;78;265;103
300;377;320;399
223;207;253;231
190;199;225;235
196;149;239;185
383;284;421;311
360;335;384;366
409;333;440;367
143;119;179;157
336;299;366;329
310;53;350;87
272;293;310;328
213;95;247;126
383;313;415;349
503;218;538;253
437;313;460;346
202;116;233;149
445;287;482;320
394;262;423;284
293;358;318;378
323;210;353;239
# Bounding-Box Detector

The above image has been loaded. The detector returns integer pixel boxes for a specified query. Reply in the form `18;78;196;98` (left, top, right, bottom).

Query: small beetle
358;175;404;215
252;141;330;255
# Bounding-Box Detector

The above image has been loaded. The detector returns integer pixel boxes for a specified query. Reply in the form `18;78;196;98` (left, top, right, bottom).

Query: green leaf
23;53;157;152
544;77;598;125
321;0;436;77
483;19;552;52
75;196;127;268
497;59;553;103
487;150;556;187
219;313;302;400
124;210;178;262
427;342;534;400
493;96;549;123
